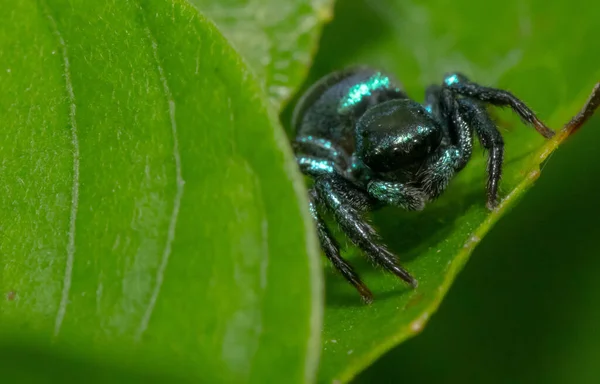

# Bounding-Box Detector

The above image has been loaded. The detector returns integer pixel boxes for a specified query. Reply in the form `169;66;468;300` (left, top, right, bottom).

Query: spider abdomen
292;67;407;158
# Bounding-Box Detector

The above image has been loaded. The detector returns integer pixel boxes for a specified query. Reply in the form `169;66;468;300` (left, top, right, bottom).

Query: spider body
292;67;555;303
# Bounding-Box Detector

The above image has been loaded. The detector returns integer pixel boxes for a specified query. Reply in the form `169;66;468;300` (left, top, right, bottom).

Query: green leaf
0;334;180;382
0;0;322;382
284;0;599;382
189;0;335;107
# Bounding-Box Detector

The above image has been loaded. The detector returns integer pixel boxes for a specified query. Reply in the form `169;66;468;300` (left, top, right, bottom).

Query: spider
291;66;555;303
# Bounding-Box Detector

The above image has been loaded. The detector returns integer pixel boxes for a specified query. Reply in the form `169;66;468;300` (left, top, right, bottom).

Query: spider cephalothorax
292;67;554;303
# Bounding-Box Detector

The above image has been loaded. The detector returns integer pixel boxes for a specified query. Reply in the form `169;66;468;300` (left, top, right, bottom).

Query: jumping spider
292;67;555;303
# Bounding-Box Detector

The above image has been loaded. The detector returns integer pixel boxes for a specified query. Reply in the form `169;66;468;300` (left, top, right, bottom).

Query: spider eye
356;100;442;172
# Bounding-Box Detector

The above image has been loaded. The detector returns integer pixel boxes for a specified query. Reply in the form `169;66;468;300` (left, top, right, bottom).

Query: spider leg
294;146;373;301
440;87;475;170
293;135;350;169
459;99;505;210
443;73;555;139
366;180;425;211
296;155;339;178
314;175;418;288
418;88;476;199
293;133;351;178
309;189;373;303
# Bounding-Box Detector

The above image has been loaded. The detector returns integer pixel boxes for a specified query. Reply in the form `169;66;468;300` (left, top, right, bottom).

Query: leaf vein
41;3;80;338
136;17;186;341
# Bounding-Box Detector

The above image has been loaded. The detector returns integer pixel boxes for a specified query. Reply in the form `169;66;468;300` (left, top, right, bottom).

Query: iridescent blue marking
298;136;332;149
417;125;430;135
437;148;461;170
367;181;411;207
338;72;400;114
298;156;335;174
444;74;459;86
329;193;341;207
425;105;433;114
297;136;339;157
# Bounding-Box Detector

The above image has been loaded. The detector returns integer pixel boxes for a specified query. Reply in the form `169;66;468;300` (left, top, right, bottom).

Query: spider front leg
308;189;374;303
443;72;555;138
417;87;476;199
314;175;418;288
294;142;373;301
429;85;506;209
366;180;426;211
459;99;505;209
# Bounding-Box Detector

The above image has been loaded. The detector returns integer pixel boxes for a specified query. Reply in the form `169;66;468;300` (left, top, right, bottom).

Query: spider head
356;99;443;173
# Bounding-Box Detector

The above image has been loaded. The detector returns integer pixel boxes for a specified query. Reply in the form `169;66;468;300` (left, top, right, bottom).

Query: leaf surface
0;0;321;382
189;0;334;106
287;0;600;382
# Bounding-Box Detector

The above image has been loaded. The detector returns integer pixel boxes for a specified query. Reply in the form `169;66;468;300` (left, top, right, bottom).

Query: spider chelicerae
291;67;555;303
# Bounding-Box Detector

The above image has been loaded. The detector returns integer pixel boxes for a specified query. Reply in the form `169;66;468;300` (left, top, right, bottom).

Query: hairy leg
296;155;339;178
440;87;474;169
293;132;351;179
309;189;373;303
366;180;425;211
443;72;555;138
314;175;418;288
459;99;505;209
418;87;476;199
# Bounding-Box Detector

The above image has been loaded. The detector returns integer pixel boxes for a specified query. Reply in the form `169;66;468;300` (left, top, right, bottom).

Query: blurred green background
289;0;600;382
